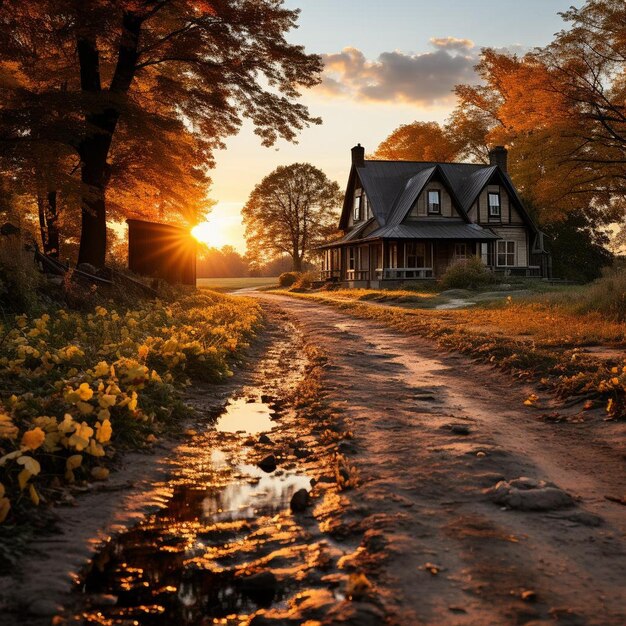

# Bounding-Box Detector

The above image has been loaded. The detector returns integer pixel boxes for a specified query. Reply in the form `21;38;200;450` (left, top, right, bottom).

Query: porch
320;239;542;286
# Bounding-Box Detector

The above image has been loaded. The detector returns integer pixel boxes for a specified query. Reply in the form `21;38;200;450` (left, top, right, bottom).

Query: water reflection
72;439;312;624
203;463;311;522
215;397;275;434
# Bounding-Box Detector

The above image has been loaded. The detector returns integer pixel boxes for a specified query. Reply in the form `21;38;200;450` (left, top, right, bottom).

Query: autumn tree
0;1;322;267
373;121;461;162
448;0;626;237
242;164;341;272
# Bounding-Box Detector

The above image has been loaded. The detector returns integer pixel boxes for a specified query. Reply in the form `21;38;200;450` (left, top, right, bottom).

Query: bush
278;271;300;287
440;257;497;290
290;271;317;292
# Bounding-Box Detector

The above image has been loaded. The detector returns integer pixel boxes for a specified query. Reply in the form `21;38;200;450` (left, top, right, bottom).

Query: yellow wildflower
95;419;112;444
91;466;109;481
21;427;46;451
0;412;18;439
86;439;105;457
78;383;93;401
93;361;111;378
68;422;94;451
17;456;41;475
99;394;116;409
66;454;83;470
0;483;10;523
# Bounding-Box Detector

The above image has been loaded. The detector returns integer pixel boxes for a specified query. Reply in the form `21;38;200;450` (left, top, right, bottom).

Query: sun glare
192;220;231;249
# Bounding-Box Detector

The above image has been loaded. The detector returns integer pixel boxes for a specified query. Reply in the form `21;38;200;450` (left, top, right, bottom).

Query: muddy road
250;293;626;626
4;293;626;626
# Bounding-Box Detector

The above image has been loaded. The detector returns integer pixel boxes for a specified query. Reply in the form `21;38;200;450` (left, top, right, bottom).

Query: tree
373;121;461;162
0;1;323;267
242;164;341;272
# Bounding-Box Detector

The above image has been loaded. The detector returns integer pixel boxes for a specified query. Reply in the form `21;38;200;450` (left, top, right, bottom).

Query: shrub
440;257;497;290
278;271;300;287
290;271;317;292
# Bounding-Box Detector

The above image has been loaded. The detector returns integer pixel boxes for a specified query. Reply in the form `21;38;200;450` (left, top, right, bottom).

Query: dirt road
5;293;625;626
254;293;626;626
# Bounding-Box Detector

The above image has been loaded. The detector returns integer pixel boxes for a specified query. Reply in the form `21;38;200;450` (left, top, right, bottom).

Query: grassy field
197;277;278;292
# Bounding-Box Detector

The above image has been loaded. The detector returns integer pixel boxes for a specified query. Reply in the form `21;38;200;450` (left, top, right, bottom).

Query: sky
201;0;578;253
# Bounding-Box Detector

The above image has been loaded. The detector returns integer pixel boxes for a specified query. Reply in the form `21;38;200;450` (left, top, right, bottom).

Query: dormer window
353;191;362;221
427;190;441;214
488;192;501;218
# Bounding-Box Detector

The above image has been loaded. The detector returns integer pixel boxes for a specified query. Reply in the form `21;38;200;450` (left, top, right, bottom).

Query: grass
197;276;278;292
280;276;626;420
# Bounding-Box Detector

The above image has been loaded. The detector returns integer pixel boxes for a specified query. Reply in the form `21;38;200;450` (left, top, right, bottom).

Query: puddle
204;463;312;522
215;396;275;434
70;438;313;625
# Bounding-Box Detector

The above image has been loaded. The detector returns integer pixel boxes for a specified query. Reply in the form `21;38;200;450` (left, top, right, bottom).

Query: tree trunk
75;11;142;268
292;252;302;272
77;144;109;267
37;190;60;258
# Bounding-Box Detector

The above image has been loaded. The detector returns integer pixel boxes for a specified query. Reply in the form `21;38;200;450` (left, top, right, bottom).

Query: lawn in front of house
197;276;278;292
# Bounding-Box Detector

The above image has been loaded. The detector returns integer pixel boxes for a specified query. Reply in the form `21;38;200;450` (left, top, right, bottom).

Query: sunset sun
192;219;231;249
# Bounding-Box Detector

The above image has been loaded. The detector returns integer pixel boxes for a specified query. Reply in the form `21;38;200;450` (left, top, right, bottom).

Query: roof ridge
364;158;487;167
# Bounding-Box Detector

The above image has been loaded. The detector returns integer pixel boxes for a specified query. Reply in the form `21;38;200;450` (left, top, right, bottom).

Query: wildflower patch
0;291;261;524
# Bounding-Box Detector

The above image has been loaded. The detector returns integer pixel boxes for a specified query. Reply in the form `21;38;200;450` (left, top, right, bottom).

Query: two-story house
320;144;549;287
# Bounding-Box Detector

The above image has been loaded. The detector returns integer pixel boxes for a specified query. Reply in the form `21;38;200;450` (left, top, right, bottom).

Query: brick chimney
488;145;508;172
351;143;365;167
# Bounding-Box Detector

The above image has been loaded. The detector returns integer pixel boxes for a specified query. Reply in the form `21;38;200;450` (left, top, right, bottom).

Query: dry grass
284;288;626;419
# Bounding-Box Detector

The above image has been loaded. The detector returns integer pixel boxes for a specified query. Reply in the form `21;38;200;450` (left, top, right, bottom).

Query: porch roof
364;222;500;241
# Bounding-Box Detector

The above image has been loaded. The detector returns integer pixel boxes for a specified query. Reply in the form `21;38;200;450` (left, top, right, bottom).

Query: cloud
317;45;478;106
429;36;475;51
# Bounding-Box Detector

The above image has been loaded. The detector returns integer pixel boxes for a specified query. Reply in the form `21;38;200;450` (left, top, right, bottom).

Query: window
454;243;469;260
362;193;370;219
353;191;362;221
488;192;501;218
497;240;516;266
406;242;427;268
427;190;441;214
389;243;398;268
348;247;356;270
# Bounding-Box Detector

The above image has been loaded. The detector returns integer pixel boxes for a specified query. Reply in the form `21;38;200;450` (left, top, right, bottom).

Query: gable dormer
467;171;525;226
406;178;463;220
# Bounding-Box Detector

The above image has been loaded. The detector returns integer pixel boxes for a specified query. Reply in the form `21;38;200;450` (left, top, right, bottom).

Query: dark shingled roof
356;160;492;227
366;222;500;241
333;157;539;247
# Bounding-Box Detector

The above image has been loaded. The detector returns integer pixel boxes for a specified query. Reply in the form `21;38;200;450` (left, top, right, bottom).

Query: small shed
127;219;196;286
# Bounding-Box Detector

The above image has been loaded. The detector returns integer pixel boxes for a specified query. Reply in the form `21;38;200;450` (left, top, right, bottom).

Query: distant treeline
196;246;315;278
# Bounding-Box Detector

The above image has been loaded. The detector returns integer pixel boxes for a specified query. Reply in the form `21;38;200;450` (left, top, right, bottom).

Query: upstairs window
427;190;441;214
488;192;501;218
353;191;363;221
362;193;370;219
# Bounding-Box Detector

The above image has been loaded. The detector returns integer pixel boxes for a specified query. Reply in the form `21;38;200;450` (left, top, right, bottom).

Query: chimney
351;143;365;167
488;145;508;172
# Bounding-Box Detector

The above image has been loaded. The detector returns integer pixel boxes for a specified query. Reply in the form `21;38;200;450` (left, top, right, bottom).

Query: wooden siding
477;185;524;224
409;182;461;219
491;226;528;266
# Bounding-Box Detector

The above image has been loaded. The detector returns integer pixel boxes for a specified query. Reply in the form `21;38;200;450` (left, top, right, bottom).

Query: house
319;144;550;287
